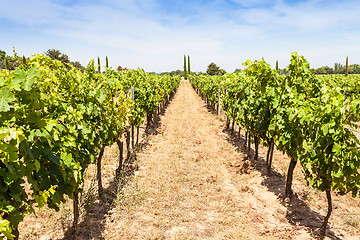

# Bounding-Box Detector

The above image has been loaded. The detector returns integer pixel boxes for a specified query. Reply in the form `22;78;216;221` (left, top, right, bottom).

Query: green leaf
45;119;57;132
352;99;360;113
332;142;341;154
60;152;73;167
333;168;343;178
24;67;40;91
0;87;15;112
12;67;39;91
98;88;107;103
20;142;34;159
0;218;14;240
34;160;40;172
34;192;48;209
52;191;61;207
267;87;275;97
321;123;329;136
44;149;60;166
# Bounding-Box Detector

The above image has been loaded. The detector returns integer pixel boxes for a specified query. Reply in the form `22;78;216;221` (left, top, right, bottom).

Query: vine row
190;52;360;239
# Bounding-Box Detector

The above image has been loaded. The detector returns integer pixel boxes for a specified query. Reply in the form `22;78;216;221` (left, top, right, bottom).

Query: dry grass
18;80;360;240
104;81;309;240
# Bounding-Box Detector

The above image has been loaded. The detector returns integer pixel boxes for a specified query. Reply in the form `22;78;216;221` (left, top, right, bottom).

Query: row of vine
190;52;360;239
0;54;180;239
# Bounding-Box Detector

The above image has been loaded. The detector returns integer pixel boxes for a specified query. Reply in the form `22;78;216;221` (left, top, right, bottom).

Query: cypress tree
106;56;109;68
4;57;9;70
188;55;190;74
276;60;279;71
98;57;101;73
184;55;187;80
345;56;349;77
22;55;27;69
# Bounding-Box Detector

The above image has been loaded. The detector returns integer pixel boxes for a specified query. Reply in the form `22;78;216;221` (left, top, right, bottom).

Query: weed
345;216;360;228
116;173;146;210
79;178;97;213
60;206;73;233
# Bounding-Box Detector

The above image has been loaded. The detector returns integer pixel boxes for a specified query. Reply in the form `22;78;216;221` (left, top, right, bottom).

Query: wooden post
131;87;135;150
248;134;251;151
218;85;221;117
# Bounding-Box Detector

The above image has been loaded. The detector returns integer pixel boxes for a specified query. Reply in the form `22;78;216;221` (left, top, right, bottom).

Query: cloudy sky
1;0;360;72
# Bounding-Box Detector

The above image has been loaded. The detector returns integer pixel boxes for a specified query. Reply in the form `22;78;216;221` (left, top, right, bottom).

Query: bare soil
19;80;360;239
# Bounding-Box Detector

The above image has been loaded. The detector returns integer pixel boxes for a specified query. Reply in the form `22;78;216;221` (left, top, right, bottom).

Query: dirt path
19;80;360;240
102;80;321;239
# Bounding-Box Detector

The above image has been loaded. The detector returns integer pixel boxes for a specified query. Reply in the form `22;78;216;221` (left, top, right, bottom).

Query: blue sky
1;0;360;72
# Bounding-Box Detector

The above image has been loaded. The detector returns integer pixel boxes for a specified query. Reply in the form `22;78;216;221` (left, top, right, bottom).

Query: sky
1;0;360;73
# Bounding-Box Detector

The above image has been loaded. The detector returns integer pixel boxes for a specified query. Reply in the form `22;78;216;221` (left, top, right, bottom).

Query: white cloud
230;0;274;7
0;0;62;26
235;0;360;32
1;0;360;72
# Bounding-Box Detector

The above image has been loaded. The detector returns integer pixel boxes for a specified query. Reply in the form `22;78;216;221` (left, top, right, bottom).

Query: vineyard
1;52;360;239
0;54;180;239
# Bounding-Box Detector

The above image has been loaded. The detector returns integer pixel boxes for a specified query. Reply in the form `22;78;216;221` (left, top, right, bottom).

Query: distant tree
45;49;70;64
160;69;188;77
44;49;86;71
345;56;349;77
276;60;279;71
4;57;9;70
106;56;109;68
12;47;18;58
351;64;360;74
234;69;242;73
206;62;221;76
22;55;26;66
311;66;334;75
219;69;227;75
184;55;187;79
71;61;85;71
187;55;190;74
279;68;288;75
310;67;318;74
0;49;18;70
325;66;334;74
97;57;101;73
175;69;182;76
0;50;6;61
0;55;19;70
117;66;128;72
334;63;343;74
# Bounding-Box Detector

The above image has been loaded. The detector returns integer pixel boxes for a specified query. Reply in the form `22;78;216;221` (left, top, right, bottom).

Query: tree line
3;50;357;76
310;63;360;74
0;49;85;71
